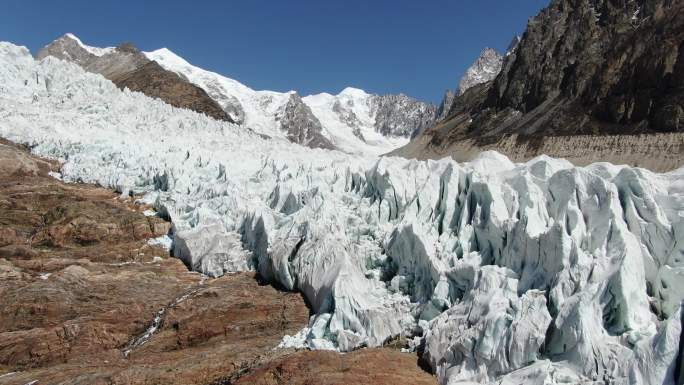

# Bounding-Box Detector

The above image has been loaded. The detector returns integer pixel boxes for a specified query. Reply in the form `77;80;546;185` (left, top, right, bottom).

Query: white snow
63;33;115;57
302;88;409;155
144;48;409;155
1;41;683;385
147;235;173;250
145;47;292;139
47;171;62;180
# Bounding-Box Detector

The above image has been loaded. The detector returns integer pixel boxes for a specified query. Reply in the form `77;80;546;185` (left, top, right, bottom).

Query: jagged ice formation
1;42;683;384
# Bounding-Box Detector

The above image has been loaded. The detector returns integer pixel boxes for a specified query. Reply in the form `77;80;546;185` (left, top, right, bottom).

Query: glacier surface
1;42;683;384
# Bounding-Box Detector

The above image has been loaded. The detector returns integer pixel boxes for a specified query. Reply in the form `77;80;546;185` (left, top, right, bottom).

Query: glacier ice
1;41;683;384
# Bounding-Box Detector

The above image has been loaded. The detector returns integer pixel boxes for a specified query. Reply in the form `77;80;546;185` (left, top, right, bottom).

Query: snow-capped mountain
2;41;683;385
457;47;503;95
35;34;437;155
36;33;145;79
35;34;232;122
144;46;435;155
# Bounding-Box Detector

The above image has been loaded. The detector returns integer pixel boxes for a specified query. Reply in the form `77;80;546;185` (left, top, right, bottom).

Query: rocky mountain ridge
457;47;503;96
395;0;684;170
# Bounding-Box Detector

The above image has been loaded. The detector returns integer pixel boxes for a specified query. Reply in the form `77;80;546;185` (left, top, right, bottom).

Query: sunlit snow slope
144;48;432;155
1;42;683;385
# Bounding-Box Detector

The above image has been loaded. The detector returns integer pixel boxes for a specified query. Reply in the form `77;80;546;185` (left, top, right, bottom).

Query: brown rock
112;61;233;122
232;349;436;385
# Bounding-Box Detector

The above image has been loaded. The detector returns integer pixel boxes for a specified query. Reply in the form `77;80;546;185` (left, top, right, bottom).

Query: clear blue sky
2;0;549;103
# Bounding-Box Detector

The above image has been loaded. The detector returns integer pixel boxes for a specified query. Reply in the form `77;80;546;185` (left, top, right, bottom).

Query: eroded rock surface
233;349;436;385
396;0;684;170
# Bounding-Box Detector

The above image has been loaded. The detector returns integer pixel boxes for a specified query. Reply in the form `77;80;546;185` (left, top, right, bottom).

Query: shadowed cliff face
396;0;684;169
487;0;684;135
36;34;233;123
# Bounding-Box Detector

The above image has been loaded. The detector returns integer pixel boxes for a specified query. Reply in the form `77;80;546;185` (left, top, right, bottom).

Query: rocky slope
276;93;335;150
233;349;436;385
1;41;682;384
0;140;435;385
395;0;684;170
112;61;233;125
35;34;232;122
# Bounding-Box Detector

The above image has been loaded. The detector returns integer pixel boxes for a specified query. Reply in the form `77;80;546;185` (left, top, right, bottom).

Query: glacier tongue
1;41;684;385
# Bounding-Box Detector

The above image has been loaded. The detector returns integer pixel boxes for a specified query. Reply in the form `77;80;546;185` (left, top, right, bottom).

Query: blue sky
2;0;549;103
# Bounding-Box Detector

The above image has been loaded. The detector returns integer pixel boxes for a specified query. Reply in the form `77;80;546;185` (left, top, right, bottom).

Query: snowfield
145;47;416;156
1;42;683;384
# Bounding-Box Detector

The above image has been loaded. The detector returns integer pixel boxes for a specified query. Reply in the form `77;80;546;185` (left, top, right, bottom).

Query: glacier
1;41;683;384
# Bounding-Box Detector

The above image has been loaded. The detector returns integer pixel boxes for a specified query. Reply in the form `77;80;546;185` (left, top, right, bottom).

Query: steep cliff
395;0;684;170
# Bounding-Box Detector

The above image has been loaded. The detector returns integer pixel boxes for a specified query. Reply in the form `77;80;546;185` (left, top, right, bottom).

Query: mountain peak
145;47;193;69
457;47;503;95
52;33;115;57
338;87;368;99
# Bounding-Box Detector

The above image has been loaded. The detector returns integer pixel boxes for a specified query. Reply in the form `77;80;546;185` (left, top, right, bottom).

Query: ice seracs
1;41;683;385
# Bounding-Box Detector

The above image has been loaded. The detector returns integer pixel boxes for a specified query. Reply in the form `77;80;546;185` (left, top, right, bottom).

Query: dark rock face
435;89;456;122
36;35;147;80
457;48;503;96
36;34;233;123
397;0;684;169
484;0;684;136
112;61;231;122
277;93;335;150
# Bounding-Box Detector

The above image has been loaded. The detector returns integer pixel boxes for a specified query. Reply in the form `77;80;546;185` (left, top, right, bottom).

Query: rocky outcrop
36;34;232;122
434;89;456;123
277;93;335;150
233;349;437;385
369;93;437;138
457;47;503;95
396;0;684;170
